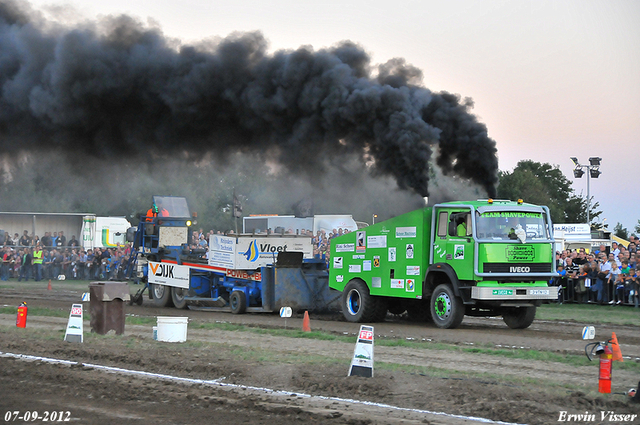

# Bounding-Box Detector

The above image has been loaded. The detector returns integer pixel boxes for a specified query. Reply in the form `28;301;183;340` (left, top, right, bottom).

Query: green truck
329;199;559;329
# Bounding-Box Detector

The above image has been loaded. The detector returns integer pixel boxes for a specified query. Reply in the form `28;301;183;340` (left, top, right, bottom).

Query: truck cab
130;195;194;257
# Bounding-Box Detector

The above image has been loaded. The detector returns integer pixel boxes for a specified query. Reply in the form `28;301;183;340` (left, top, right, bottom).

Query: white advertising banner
209;236;313;270
148;261;190;289
209;235;237;269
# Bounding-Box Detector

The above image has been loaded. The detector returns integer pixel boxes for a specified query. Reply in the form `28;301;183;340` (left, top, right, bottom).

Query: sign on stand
582;326;595;340
280;306;292;329
64;304;84;343
348;325;374;377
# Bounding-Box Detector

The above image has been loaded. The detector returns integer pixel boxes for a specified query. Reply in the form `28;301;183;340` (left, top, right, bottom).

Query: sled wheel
152;284;174;308
230;291;247;314
171;286;189;309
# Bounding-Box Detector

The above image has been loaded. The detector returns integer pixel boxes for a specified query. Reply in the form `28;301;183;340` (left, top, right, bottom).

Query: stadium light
570;157;602;223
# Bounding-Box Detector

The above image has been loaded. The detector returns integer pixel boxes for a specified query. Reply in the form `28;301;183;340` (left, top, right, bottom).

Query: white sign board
280;307;292;318
209;235;237;269
582;326;596;340
148;261;190;289
553;223;591;241
348;325;374;377
64;304;84;343
211;236;313;270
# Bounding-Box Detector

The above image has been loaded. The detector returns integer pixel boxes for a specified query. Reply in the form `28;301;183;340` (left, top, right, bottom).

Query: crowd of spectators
2;225;357;282
6;223;637;309
190;228;221;251
311;228;351;267
553;235;639;307
0;229;134;282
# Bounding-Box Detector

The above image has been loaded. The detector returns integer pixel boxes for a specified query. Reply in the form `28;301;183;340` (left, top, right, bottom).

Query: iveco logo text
510;266;530;273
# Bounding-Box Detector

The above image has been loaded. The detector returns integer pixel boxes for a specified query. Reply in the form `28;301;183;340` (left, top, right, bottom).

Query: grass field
1;278;638;326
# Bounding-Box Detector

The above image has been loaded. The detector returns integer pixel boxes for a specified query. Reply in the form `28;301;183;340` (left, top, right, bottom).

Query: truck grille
483;263;552;273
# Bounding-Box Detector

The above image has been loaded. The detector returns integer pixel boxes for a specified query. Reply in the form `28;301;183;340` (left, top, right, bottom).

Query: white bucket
156;316;188;343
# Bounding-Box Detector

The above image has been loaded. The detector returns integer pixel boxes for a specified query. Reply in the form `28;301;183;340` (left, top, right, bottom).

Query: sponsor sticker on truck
391;279;404;289
529;289;550;295
367;235;387;248
505;245;535;261
395;227;417;238
336;243;355;252
406;279;415;292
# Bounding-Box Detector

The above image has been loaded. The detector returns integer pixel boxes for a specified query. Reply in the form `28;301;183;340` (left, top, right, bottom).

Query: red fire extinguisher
16;302;27;328
585;340;614;394
598;345;613;393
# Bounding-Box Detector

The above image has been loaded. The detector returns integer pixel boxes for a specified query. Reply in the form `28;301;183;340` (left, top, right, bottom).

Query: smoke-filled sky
7;0;640;232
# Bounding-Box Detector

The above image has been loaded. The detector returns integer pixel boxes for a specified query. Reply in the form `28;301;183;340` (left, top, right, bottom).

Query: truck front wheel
502;306;536;329
430;284;464;329
152;284;174;308
342;280;387;323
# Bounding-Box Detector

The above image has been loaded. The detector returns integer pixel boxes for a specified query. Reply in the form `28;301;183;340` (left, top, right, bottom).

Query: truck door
433;208;474;280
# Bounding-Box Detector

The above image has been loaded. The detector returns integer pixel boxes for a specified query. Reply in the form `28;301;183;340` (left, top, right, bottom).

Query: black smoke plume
0;1;498;197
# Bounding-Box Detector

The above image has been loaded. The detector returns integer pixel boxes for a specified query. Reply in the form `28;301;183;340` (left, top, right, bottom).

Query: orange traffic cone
47;279;52;291
302;311;311;332
611;332;623;362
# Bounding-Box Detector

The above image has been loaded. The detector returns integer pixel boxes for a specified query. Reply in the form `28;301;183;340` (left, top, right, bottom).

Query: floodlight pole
586;169;591;224
570;157;601;225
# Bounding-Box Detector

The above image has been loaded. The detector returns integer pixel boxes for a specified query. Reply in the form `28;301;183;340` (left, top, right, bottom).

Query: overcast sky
28;0;640;233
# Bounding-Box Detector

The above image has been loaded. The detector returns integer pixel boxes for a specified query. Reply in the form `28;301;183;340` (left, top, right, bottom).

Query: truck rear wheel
342;280;386;323
230;291;247;314
502;306;536;329
152;284;174;308
430;284;464;329
171;287;188;309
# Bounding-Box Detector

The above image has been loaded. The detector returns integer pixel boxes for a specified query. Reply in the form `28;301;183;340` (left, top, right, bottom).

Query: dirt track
1;284;639;424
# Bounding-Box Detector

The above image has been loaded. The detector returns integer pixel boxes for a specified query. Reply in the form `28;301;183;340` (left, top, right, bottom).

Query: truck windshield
475;211;550;241
152;196;191;218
